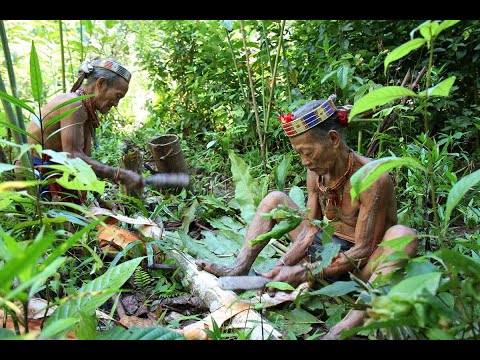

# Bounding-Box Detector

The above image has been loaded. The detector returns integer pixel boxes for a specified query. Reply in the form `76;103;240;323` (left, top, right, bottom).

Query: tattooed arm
320;173;393;279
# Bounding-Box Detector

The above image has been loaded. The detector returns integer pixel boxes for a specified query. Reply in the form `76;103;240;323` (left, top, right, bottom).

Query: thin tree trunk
0;73;31;169
240;20;267;173
79;20;84;62
59;20;66;92
0;20;27;144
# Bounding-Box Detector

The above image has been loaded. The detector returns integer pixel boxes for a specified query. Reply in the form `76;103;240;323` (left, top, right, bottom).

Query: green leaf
288;186;306;213
0;121;39;143
274;153;291;192
418;76;456;98
426;328;455;340
265;281;295;291
340;318;416;339
433;20;461;37
41;150;105;194
44;106;82;130
313;242;341;275
74;311;97;340
309;280;360;297
0;226;55;291
0;328;16;339
228;151;261;224
436;248;480;277
377;235;417;251
96;326;185;340
384;38;426;75
350;156;426;201
220;20;233;32
0;92;35;114
38;317;79;339
336;63;349;90
444;168;480;229
0;163;17;173
349;86;417;121
388;272;442;302
30;41;43;102
45;257;143;328
84;20;93;34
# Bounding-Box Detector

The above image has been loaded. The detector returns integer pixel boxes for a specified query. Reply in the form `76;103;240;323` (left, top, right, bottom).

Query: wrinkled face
94;77;129;114
289;130;336;176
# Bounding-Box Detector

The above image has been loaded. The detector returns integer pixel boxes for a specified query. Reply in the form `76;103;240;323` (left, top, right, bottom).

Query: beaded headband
91;59;131;83
280;95;338;137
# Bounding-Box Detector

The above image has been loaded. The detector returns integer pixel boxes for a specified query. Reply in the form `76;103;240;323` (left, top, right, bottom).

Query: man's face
289;130;334;176
95;77;129;114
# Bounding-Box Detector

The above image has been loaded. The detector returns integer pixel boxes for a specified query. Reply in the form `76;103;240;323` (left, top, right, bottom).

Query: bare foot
195;259;248;277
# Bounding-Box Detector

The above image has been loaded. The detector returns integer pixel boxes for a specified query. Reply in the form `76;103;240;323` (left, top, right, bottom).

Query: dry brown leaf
97;224;146;253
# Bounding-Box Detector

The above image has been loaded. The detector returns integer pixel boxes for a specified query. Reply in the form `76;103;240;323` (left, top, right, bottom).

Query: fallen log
168;250;283;340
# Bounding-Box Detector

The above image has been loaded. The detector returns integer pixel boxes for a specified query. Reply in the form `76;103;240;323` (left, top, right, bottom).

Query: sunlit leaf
30;41;43;102
0;91;35;114
384;38;426;75
418;76;456;98
45;257;143;328
350;156;426;201
444;168;480;230
349;86;417;121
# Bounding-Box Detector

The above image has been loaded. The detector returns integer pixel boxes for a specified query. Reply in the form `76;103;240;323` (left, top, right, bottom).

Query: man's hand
118;169;144;190
261;264;308;297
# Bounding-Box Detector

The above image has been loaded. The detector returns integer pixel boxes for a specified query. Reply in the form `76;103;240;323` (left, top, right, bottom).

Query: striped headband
279;95;338;137
91;59;131;83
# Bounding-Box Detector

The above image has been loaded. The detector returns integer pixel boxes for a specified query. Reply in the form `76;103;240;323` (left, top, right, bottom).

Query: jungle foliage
0;19;479;340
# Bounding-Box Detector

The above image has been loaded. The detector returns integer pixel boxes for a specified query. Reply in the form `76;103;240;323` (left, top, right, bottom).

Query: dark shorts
307;230;354;282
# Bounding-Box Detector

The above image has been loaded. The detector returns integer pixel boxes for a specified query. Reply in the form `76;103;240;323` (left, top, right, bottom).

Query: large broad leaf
38;318;79;339
312;242;341;275
350;156;426;201
30;41;43;102
433;20;461;37
377;235;417;251
444;168;480;229
228;151;260;224
309;280;361;297
384;38;426;75
0;226;55;290
0;163;17;173
388;272;442;303
289;186;306;213
436;248;480;277
45;257;143;328
418;76;456;98
336;63;349;90
274;153;292;192
349;86;417;121
41;150;105;194
96;326;185;340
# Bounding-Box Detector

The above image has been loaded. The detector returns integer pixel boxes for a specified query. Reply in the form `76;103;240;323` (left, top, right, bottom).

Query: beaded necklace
317;148;354;221
75;88;100;145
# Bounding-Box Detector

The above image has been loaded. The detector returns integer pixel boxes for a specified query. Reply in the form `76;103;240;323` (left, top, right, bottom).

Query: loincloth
307;230;354;282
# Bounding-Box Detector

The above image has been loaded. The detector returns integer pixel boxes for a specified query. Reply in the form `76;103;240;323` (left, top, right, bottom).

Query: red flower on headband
337;111;349;128
279;113;294;123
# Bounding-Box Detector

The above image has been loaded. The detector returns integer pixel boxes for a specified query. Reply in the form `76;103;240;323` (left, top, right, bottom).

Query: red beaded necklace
317;149;354;220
